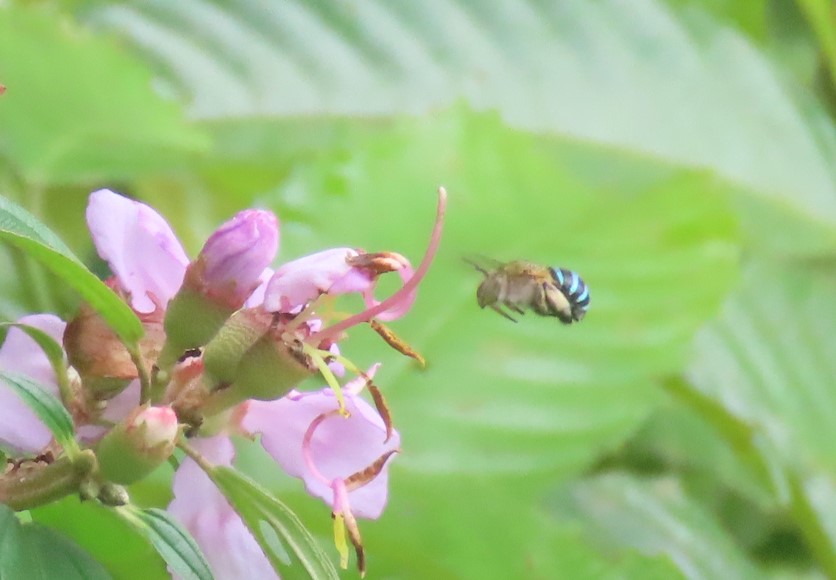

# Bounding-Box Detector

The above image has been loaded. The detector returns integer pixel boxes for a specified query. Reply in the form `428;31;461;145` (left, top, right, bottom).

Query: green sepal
160;286;236;370
201;310;312;416
96;408;176;485
201;308;271;387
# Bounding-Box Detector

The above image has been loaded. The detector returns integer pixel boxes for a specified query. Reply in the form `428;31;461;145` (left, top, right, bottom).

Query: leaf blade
115;505;214;580
0;195;143;346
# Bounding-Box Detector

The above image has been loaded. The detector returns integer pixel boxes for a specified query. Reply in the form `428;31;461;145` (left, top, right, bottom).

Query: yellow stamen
302;342;349;416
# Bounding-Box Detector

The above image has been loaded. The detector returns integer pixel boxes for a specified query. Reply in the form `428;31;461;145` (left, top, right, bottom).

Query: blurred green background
3;0;836;578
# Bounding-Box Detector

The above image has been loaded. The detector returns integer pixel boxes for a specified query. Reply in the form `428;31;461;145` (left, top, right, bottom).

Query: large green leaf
554;473;764;580
0;504;112;580
234;111;739;477
0;195;143;346
681;261;836;575
0;5;209;184
31;498;168;580
373;474;686;579
688;263;836;475
87;0;836;237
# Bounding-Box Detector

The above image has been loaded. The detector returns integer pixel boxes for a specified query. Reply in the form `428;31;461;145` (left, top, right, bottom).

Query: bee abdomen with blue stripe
549;267;590;323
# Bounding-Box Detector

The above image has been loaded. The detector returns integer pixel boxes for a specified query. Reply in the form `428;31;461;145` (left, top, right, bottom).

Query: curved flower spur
0;186;447;578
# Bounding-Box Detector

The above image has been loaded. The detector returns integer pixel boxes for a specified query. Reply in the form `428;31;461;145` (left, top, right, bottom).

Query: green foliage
31;498;168;580
114;506;213;580
0;5;208;184
0;504;111;580
0;196;143;346
1;0;836;578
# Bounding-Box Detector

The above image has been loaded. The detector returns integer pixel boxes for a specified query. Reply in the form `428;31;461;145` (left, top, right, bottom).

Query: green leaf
115;505;213;580
796;0;836;88
88;0;836;241
682;261;836;575
0;372;78;456
208;466;338;580
0;504;112;580
0;5;209;184
30;498;168;580
688;263;836;476
554;473;763;580
0;195;143;346
358;473;686;578
257;111;740;477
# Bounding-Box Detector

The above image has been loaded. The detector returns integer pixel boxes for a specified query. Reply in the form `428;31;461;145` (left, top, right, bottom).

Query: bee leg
543;284;574;324
505;302;526;315
490;304;518;323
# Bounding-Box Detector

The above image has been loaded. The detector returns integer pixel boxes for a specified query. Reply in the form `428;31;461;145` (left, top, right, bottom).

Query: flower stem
128;345;152;404
176;439;214;472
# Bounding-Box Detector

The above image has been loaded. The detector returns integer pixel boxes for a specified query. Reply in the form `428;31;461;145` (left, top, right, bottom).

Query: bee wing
463;254;504;276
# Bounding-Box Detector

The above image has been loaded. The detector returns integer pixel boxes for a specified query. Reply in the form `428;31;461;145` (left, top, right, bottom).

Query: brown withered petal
347;252;409;275
366;382;394;443
64;304;166;399
369;320;426;366
342;508;366;578
344;449;400;492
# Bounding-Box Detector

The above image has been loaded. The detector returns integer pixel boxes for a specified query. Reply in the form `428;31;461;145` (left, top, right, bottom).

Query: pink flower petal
0;314;65;453
169;435;276;580
243;384;399;520
87;190;189;313
76;381;141;444
244;268;275;308
262;248;367;312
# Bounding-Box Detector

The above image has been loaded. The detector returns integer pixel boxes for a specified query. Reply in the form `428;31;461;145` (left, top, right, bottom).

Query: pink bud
131;405;179;448
199;210;279;304
97;405;179;484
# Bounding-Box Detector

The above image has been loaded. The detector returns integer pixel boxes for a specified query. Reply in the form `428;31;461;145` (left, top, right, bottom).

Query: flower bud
160;210;278;370
201;210;278;300
96;405;179;485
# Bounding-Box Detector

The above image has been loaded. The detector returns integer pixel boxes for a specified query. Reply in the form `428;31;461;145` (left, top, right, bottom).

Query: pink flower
0;314;66;453
263;249;415;323
87;190;189;313
242;366;399;520
2;187;446;578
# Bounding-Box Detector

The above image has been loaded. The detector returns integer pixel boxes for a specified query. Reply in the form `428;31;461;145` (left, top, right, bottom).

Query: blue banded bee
467;259;589;324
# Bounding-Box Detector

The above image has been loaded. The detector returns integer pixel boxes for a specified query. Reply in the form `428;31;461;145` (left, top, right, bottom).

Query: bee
467;259;589;324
